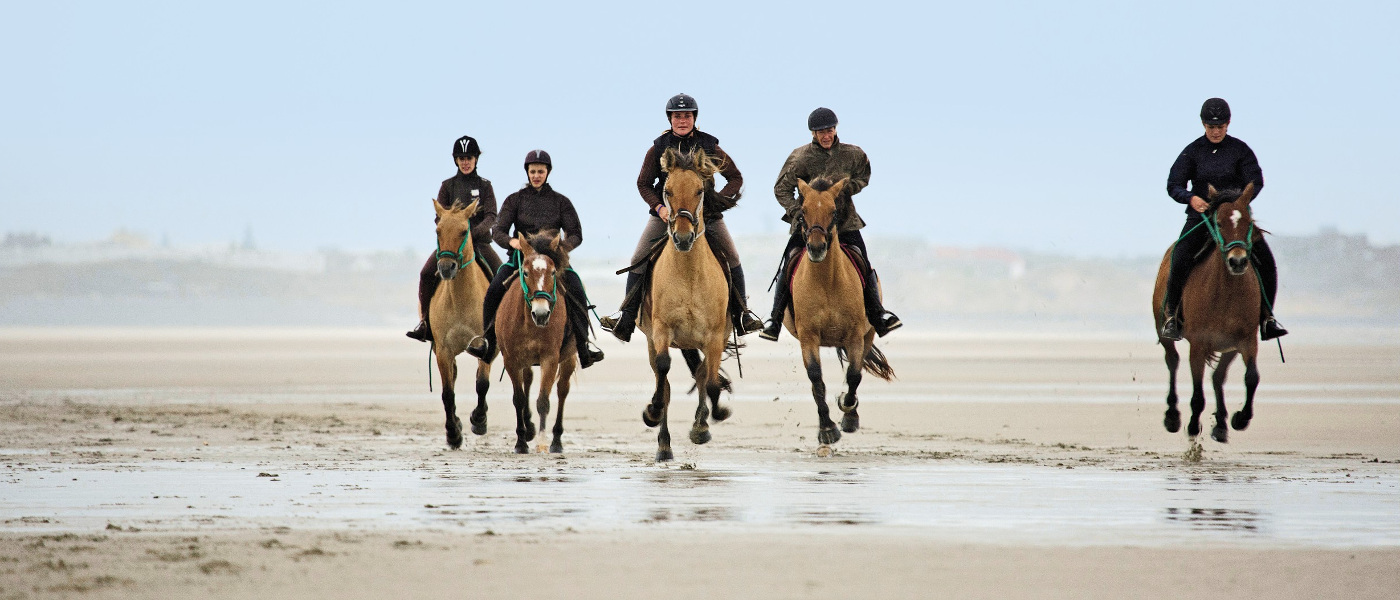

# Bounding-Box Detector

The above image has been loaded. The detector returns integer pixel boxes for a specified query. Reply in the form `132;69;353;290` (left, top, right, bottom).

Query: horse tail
838;345;895;381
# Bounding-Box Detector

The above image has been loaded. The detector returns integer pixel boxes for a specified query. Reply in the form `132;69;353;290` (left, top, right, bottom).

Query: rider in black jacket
1160;98;1287;341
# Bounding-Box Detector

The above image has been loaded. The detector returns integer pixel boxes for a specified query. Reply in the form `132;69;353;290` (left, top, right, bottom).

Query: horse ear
830;178;849;198
463;199;480;218
660;147;676;171
1237;182;1257;206
1206;184;1218;200
433;198;445;217
516;232;529;252
550;234;562;252
796;179;811;197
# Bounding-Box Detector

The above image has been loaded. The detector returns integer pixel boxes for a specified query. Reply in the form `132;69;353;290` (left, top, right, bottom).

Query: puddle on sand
3;458;1397;547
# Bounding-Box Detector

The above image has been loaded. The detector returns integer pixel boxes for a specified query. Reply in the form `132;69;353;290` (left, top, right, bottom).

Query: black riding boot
862;269;902;337
406;254;438;342
1161;219;1209;341
730;265;764;335
760;236;803;341
562;271;604;368
600;271;643;342
1253;239;1288;340
467;265;514;359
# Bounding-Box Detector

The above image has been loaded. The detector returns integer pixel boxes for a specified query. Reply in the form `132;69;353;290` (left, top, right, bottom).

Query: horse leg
1162;340;1181;433
469;359;489;436
510;365;535;454
551;358;575;454
1210;351;1237;443
683;348;731;394
690;340;726;446
1187;343;1208;438
838;340;865;434
803;341;839;446
706;354;731;422
1233;353;1259;431
645;335;675;462
436;351;463;449
535;357;560;453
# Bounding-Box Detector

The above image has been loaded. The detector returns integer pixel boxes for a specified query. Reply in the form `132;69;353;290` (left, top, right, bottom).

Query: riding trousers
1164;216;1278;321
630;214;740;268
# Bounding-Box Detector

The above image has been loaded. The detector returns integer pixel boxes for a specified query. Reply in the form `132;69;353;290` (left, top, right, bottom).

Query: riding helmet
808;107;838;131
1200;98;1231;125
523;149;552;172
665;93;698;117
452;135;481;158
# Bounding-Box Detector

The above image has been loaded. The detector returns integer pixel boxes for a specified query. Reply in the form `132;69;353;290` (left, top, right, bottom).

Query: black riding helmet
523;149;552;172
452;135;481;159
666;93;698;117
808;107;838;131
1200;98;1231;125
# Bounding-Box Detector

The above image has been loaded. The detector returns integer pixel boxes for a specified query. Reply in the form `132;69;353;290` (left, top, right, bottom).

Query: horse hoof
1164;409;1181;433
642;407;661;428
1231;411;1251;431
469;411;487;436
836;392;858;413
840;411;860;433
1187;420;1202;438
710;405;732;422
655;449;674;462
446;433;463;450
549;440;563;454
1211;424;1229;444
816;445;833;458
690;428;711;445
514;441;530;454
818;427;841;445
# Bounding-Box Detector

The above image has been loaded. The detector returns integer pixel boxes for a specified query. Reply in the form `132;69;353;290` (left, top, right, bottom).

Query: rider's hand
657;205;671;221
1190;196;1209;213
509;238;522;250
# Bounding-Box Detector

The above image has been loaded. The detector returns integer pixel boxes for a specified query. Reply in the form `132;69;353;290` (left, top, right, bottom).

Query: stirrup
598;314;620;332
465;335;493;359
1260;317;1288;341
874;313;902;337
758;320;781;342
739;310;764;334
580;343;605;369
1159;315;1182;341
405;320;431;343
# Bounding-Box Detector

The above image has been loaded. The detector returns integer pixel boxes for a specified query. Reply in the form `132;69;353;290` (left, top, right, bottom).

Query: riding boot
563;280;604;368
862;269;902;337
466;323;496;360
600;271;642;342
1253;240;1288;340
759;265;791;342
467;265;514;359
406;255;439;342
730;265;764;335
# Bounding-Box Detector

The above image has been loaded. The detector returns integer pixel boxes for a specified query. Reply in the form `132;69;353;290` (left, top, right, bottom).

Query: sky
3;0;1398;260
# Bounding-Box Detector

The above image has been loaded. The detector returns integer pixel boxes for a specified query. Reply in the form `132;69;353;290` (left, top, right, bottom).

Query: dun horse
784;178;895;450
1152;183;1263;443
638;148;733;462
496;231;577;454
428;199;494;448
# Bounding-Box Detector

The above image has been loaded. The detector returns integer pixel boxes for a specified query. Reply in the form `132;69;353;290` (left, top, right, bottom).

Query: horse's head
517;231;568;327
1205;182;1258;276
432;199;481;280
796;177;849;263
659;147;720;252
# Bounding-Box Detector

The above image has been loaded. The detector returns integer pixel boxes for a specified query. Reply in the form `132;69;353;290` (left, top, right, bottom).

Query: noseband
516;252;558;312
1201;210;1255;256
436;234;476;266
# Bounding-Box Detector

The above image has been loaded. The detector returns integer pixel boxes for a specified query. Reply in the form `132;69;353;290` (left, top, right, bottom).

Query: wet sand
1;328;1398;598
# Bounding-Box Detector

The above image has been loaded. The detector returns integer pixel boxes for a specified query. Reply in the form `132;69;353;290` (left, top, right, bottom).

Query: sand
1;327;1397;598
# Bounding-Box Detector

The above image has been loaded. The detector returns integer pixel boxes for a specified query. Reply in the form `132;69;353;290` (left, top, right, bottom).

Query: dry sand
1;327;1397;599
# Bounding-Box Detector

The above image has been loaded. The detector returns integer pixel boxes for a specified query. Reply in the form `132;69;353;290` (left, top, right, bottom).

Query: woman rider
598;92;764;341
761;107;901;341
466;150;606;368
1160;97;1287;341
406;135;503;342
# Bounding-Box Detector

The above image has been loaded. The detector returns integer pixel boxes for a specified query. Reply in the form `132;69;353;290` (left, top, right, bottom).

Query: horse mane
1208;187;1246;211
660;147;723;178
525;230;569;270
807;177;835;193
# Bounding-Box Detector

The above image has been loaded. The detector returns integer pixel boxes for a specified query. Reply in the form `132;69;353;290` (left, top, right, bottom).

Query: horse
495;231;577;454
428;199;494;449
783;178;895;451
637;147;733;462
1152;183;1263;443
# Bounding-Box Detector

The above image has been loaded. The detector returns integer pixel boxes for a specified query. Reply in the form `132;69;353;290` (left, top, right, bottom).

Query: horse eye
694;189;702;196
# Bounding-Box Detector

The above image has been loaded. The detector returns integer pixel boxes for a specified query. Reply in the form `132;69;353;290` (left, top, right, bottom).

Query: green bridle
435;234;476;267
1200;209;1255;256
516;251;558;311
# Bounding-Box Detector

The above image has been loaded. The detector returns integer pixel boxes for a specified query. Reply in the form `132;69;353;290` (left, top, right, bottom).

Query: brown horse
496;231;577;454
428;199;494;449
638;147;733;462
784;178;895;451
1152;183;1263;443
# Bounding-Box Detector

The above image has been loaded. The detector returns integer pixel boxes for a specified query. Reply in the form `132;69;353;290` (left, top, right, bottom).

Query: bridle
516;252;558;313
1200;207;1255;257
435;232;476;267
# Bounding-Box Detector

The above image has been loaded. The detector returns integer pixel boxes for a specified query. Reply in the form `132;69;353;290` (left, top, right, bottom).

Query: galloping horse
784;178;895;450
638;147;733;462
496;231;577;454
1152;183;1264;443
428;199;494;449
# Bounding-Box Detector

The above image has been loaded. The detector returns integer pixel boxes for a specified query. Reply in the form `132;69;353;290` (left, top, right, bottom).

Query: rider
465;150;606;368
1160;97;1287;341
598;93;765;341
759;107;902;341
406;134;502;342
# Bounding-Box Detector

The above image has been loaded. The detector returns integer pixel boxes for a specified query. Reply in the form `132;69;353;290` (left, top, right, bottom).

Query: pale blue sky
3;1;1397;259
